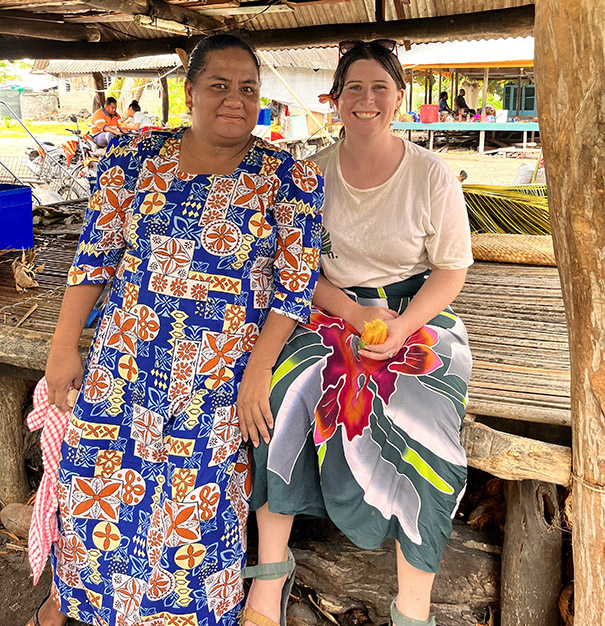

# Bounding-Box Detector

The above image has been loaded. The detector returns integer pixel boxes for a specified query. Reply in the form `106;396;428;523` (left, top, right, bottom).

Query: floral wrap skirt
250;276;472;572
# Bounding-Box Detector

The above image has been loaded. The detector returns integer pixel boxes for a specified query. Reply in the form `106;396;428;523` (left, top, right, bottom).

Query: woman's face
185;47;260;144
336;58;404;139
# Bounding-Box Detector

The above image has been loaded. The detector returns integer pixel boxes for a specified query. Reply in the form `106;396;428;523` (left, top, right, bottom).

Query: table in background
392;121;540;153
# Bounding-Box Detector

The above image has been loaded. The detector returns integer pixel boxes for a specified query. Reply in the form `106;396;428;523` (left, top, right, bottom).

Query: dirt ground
0;135;537;625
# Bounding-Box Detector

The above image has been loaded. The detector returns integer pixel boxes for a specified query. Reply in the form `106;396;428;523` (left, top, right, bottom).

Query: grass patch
0;120;85;137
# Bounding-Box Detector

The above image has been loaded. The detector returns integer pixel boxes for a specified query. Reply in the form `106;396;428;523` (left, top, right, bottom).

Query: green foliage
3;115;13;128
166;77;189;127
0;59;31;83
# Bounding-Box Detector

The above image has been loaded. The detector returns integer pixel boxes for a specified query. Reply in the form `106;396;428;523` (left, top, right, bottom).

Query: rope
572;471;605;495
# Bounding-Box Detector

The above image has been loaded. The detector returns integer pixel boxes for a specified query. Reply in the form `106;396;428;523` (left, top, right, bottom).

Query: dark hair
106;96;117;106
128;100;141;112
329;42;405;100
439;91;448;100
186;33;260;84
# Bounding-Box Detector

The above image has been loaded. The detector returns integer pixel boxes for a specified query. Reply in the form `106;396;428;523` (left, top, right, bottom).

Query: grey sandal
390;599;436;626
241;548;296;626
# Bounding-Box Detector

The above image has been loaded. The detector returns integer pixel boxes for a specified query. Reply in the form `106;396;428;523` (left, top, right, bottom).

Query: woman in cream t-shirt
244;40;473;626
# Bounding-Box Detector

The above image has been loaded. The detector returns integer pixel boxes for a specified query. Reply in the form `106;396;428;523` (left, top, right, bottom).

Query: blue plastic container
0;184;34;249
257;108;271;125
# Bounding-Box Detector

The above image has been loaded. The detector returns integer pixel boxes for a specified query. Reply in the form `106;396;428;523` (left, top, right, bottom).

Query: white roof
398;37;534;67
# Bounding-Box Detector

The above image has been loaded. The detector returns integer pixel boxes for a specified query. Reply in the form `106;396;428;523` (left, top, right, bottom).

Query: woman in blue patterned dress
246;41;472;626
31;34;323;626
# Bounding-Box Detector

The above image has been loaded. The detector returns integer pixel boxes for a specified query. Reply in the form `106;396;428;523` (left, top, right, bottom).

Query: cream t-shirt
310;139;473;289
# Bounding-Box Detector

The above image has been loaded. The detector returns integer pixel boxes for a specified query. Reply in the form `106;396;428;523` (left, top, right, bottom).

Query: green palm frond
463;184;551;235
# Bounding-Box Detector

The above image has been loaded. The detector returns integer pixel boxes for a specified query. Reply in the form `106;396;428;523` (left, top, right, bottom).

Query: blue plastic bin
257;108;271;125
0;184;34;249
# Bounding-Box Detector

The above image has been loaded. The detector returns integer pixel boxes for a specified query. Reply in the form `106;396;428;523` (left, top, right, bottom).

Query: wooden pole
160;75;169;126
0;374;28;504
408;69;414;112
92;72;105;111
535;1;605;622
481;66;489;121
501;480;563;626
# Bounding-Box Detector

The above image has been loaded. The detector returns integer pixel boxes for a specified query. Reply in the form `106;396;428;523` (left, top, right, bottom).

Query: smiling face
185;47;260;145
336;58;404;140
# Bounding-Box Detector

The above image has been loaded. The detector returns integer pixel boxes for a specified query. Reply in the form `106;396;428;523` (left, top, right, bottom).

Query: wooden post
160;74;169;126
92;71;105;111
535;2;605;622
481;66;489;121
0;373;28;504
501;480;562;626
408;69;414;112
516;73;522;116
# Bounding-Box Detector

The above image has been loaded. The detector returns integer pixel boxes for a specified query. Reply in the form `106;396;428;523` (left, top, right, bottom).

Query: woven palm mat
471;233;556;266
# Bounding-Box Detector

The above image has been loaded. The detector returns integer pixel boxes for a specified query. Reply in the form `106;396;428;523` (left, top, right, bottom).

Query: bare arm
360;267;468;360
236;310;298;447
312;274;398;332
45;283;105;412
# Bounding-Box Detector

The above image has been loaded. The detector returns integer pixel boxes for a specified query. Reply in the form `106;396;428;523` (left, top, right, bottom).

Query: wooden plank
462;418;571;485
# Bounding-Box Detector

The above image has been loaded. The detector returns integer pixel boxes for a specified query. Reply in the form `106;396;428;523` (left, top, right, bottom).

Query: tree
535;1;605;622
0;59;32;83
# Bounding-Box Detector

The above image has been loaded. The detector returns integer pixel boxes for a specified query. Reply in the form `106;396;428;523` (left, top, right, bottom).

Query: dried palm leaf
463;184;551;235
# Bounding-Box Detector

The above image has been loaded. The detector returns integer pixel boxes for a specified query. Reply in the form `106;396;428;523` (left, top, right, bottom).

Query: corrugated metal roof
398;36;534;67
35;48;340;76
36;55;181;76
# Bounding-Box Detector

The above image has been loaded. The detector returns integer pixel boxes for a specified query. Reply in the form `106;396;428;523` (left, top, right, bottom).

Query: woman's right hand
45;346;84;413
348;304;398;334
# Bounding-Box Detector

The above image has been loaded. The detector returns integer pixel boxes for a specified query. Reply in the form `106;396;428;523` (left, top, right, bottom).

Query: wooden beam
0;16;100;42
535;1;605;622
461;418;572;486
375;0;386;22
81;0;223;32
92;72;105;110
160;74;169;125
0;6;535;59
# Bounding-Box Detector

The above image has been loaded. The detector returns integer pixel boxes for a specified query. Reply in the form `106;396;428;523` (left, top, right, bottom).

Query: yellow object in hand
359;319;388;349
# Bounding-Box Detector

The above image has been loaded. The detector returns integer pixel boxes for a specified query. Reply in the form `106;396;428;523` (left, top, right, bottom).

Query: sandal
240;548;296;626
390;599;436;626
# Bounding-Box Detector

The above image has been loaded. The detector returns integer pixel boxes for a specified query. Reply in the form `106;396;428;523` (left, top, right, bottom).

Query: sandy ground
1;133;539;187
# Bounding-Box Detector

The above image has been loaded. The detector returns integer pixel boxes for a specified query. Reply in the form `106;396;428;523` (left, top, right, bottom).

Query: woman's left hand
359;317;413;361
235;362;274;447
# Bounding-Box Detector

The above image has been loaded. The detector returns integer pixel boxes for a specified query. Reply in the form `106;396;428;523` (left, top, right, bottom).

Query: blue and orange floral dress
51;128;323;626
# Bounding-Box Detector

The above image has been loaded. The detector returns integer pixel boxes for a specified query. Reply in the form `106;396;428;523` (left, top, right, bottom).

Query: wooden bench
0;238;570;625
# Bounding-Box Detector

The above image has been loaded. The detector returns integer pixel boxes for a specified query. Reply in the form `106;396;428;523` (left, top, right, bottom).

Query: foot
243;574;288;626
25;597;67;626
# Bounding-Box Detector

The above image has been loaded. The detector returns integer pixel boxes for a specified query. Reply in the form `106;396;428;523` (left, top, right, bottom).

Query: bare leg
244;503;294;625
25;596;67;626
395;543;435;622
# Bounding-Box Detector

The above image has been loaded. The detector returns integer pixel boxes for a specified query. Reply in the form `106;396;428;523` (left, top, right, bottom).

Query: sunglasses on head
338;39;398;57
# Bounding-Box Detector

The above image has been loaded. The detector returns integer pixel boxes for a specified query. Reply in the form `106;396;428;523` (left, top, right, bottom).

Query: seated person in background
90;96;123;146
438;91;453;114
454;89;476;116
122;100;153;132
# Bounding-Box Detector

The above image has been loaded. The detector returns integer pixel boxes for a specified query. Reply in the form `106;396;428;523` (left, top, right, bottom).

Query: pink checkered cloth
27;377;73;585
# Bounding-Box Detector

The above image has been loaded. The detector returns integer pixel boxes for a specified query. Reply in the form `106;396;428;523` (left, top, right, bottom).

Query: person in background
438;91;453;114
90;96;123;146
246;38;473;626
454;88;475;116
123;100;154;132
